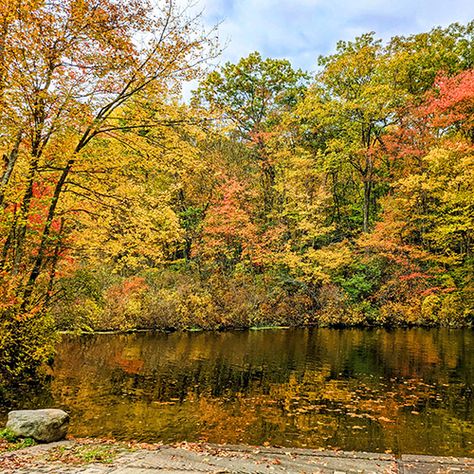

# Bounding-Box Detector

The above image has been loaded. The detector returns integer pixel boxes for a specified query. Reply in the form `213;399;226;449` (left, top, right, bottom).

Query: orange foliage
425;70;474;130
195;177;258;265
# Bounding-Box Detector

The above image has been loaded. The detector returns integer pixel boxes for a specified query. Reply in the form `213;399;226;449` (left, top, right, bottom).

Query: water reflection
0;328;472;456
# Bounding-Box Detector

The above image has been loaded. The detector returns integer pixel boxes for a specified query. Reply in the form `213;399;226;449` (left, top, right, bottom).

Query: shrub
0;309;56;380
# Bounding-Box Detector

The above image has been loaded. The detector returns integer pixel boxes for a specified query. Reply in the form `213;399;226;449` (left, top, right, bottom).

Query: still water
1;329;473;456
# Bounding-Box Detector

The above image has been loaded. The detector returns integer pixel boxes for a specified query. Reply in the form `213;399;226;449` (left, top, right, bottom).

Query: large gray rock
6;409;69;442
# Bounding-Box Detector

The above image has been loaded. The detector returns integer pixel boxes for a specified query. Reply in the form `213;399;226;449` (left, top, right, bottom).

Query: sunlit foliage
0;5;472;378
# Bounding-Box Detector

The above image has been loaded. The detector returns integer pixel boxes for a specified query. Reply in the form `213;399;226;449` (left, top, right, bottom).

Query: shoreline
57;323;472;337
1;439;473;473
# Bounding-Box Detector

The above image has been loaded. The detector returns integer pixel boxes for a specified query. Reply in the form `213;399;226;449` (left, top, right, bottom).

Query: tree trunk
22;160;74;307
262;160;275;215
11;156;40;274
0;131;22;207
363;179;372;233
45;218;64;307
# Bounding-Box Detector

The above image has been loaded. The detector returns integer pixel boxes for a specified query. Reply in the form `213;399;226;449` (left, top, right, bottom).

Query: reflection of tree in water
0;374;54;424
2;329;472;455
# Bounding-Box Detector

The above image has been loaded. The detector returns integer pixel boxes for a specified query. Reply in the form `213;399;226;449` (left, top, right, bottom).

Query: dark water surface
1;328;473;456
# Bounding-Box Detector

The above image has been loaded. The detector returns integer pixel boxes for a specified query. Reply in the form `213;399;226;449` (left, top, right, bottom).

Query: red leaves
107;276;148;300
425;70;474;130
28;181;62;234
248;130;274;146
196;177;258;263
420;286;456;296
399;272;431;281
121;276;148;295
385;69;474;169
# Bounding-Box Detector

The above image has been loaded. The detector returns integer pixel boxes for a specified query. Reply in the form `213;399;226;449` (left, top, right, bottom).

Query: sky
193;0;474;73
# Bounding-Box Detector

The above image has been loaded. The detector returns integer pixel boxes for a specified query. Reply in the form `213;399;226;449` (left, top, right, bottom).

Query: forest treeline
0;0;473;377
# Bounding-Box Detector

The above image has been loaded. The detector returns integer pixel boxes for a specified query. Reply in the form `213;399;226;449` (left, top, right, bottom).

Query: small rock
6;409;69;443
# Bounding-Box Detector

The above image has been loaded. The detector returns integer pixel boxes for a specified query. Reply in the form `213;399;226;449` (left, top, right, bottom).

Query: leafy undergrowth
43;438;163;465
45;440;123;465
0;428;36;453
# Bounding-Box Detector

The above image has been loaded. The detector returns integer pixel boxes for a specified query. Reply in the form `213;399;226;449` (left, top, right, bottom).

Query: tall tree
388;22;474;96
0;0;218;309
194;52;308;215
298;34;401;233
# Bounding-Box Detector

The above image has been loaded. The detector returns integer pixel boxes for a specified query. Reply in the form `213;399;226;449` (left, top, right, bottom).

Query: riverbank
51;263;473;336
1;439;473;473
58;320;472;338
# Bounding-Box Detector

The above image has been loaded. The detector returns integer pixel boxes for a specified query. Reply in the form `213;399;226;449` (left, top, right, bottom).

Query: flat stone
6;409;69;443
2;442;473;473
400;454;474;473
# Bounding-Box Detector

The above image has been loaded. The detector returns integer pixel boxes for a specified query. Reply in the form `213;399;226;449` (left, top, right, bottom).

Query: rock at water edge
6;409;69;443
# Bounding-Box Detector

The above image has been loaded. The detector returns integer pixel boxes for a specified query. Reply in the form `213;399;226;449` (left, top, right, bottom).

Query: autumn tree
304;34;403;233
0;0;217;303
0;0;218;377
194;52;308;215
360;68;474;324
387;22;474;97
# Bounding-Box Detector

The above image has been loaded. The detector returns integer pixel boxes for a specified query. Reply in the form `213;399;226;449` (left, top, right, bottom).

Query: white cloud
193;0;474;70
177;0;474;99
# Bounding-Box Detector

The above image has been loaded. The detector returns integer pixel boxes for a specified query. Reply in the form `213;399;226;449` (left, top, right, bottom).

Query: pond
1;328;473;456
